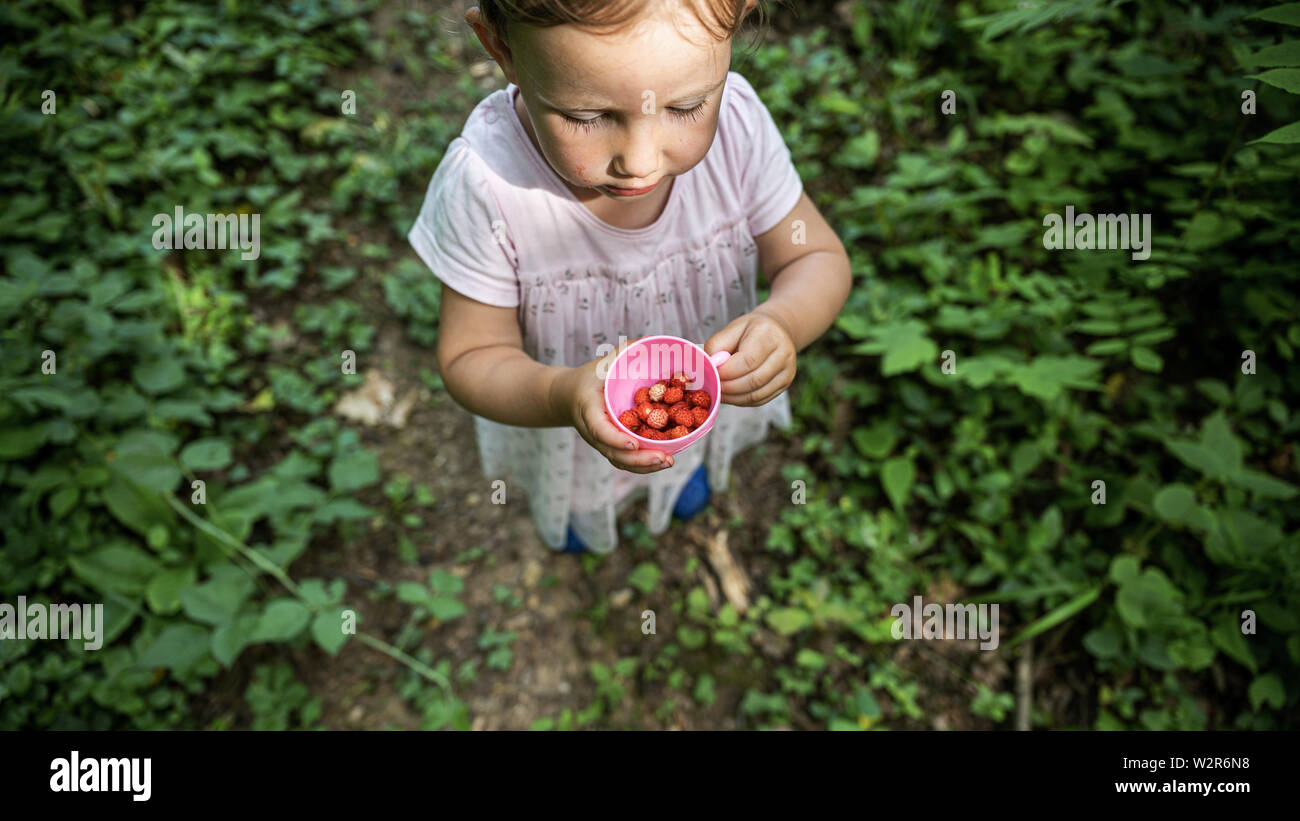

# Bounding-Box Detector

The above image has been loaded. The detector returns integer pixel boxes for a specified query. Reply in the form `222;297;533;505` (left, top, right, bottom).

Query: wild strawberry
648;381;667;402
636;402;654;422
669;400;689;414
662;385;684;405
687;389;711;409
671;371;692;388
633;386;651;406
672;407;694;427
618;409;641;430
691;406;709;426
645;406;669;429
666;425;690;439
641;428;667;440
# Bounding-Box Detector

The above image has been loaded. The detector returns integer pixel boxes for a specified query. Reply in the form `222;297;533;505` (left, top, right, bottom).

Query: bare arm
751;191;853;352
436;283;676;472
436;284;570;427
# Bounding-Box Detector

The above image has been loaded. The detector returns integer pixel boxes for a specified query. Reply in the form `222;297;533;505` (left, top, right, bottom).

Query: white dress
408;71;803;553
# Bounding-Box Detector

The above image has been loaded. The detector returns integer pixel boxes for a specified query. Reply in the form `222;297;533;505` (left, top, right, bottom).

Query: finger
586;402;640;453
607;446;675;473
724;364;796;407
719;348;787;401
718;331;779;384
703;317;748;364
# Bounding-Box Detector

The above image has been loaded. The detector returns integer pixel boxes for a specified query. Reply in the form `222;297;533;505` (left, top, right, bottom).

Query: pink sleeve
407;140;520;308
728;73;804;237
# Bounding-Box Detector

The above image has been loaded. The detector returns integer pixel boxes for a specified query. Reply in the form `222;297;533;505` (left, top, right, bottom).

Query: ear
465;6;518;84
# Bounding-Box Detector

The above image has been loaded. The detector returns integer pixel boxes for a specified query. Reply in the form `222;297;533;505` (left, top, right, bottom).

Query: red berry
667;425;690;439
646;407;669;429
671;371;691;387
669;400;689;415
648;381;667;402
636;402;654;421
672;408;694;427
688;390;711;409
641;428;667;440
618;410;640;430
633;386;651;406
663;386;684;404
691;406;709;426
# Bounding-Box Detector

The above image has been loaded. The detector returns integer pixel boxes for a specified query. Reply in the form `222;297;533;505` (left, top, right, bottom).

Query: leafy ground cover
1;0;1296;730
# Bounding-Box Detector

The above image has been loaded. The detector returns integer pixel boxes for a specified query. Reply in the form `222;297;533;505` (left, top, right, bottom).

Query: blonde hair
477;0;769;49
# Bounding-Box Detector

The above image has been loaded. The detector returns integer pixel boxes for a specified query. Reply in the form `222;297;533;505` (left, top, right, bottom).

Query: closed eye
560;98;709;132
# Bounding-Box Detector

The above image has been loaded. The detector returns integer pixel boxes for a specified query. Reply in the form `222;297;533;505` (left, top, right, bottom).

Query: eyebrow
544;77;724;112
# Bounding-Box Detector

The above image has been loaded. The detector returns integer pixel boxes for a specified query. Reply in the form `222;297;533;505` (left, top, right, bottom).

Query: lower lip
605;180;660;197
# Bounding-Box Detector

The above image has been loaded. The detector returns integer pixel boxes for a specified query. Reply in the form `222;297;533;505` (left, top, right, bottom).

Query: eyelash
562;98;708;132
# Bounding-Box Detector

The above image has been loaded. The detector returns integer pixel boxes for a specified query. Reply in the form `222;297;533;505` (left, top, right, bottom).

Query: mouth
603;179;661;197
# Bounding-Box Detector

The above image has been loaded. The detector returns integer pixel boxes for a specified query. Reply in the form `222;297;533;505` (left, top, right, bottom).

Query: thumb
703;316;747;359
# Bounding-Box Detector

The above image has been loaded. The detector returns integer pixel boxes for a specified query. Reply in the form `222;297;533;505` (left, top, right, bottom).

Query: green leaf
1243;40;1300;66
851;422;899;459
110;440;181;493
312;607;351;655
48;486;80;518
1152;484;1213;531
851;320;938;376
1248;674;1284;711
1007;587;1101;647
1200;410;1243;472
1182;211;1244;252
145;565;197;615
134;624;210;674
880;456;915;510
1211;618;1257;674
1007;356;1101;400
1165;440;1231;481
179;575;255;626
427;597;467;621
252;599;312;641
299;578;345;607
0;425;49;459
1115;567;1185;630
1248;4;1300;27
212;613;261;667
627;563;661;594
397;581;432;607
796;649;827;669
1230;468;1299;499
132;358;187;395
1250;119;1300;144
68;543;161;596
180;438;233;471
327;449;380;492
1247;67;1300;93
766;607;810;635
1129;346;1163;372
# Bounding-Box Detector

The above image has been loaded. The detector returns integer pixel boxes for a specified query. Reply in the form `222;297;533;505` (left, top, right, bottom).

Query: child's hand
703;309;797;407
555;339;676;474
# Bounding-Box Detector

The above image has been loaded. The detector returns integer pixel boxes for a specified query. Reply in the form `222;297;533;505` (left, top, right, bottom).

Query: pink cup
603;335;731;456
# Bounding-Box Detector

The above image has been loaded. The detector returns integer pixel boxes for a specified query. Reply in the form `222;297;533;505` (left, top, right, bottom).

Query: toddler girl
408;0;851;554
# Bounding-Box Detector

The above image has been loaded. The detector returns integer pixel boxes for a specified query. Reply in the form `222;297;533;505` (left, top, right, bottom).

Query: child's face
482;4;733;200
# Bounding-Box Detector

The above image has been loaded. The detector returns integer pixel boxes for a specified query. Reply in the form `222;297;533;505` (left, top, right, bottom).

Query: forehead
513;7;731;108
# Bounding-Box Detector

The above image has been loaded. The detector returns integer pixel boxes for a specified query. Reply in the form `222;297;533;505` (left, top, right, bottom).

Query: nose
613;121;660;182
